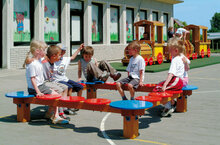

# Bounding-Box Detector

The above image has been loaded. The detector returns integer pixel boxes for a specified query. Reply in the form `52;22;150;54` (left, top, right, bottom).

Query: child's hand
78;78;82;82
36;92;44;97
162;85;166;92
139;81;143;87
79;43;84;50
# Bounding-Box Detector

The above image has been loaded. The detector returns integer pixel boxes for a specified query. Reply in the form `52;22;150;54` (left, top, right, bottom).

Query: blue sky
174;0;220;30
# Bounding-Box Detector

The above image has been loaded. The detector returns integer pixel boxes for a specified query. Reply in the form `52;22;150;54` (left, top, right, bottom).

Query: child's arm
94;58;98;67
78;60;82;82
31;77;44;96
70;43;84;60
182;56;190;71
162;73;174;92
139;70;144;86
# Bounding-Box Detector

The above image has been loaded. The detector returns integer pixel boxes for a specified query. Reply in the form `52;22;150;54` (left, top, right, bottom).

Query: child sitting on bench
153;37;185;117
78;46;121;82
116;40;145;100
25;40;69;124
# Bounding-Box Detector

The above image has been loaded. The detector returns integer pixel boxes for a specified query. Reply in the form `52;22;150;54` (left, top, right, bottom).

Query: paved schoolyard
0;63;220;145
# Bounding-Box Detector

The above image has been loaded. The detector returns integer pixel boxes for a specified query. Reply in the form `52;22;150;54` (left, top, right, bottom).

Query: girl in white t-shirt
153;37;185;117
25;40;69;124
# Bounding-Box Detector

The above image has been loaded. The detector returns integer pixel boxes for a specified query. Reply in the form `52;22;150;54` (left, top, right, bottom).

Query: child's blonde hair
128;40;141;53
82;46;94;56
46;45;61;59
168;37;185;54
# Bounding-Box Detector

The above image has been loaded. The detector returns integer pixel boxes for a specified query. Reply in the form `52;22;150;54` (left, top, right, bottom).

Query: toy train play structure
122;20;211;66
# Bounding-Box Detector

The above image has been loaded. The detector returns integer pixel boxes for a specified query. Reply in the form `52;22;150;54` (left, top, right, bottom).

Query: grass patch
110;56;220;73
211;49;220;53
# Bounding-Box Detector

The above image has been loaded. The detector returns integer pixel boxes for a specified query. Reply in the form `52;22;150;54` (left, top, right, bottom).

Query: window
110;6;120;43
153;11;158;41
126;8;134;42
163;13;168;41
44;0;61;44
13;0;34;45
92;3;103;44
70;0;83;44
139;10;147;39
140;10;147;20
152;11;158;21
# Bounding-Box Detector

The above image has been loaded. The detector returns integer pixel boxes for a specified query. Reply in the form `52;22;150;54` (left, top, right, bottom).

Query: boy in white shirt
116;40;145;100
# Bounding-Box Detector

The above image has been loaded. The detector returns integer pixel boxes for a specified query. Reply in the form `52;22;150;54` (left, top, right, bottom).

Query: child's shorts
119;76;140;89
44;81;68;94
59;80;83;92
28;82;52;95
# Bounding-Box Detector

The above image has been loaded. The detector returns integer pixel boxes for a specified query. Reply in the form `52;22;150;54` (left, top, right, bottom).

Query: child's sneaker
52;116;69;124
60;114;71;121
64;109;77;115
100;72;110;82
111;73;121;81
161;108;174;117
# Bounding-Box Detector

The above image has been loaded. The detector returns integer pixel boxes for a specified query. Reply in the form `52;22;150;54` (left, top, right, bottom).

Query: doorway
70;0;84;61
0;1;2;68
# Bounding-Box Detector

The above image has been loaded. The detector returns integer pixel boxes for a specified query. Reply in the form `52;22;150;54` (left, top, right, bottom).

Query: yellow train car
184;25;211;59
122;20;165;66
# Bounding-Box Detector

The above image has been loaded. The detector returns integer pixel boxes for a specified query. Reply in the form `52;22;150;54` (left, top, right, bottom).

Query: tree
209;12;220;32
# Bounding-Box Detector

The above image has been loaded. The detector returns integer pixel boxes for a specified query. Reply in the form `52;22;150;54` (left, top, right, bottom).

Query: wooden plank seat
59;96;85;102
36;94;62;100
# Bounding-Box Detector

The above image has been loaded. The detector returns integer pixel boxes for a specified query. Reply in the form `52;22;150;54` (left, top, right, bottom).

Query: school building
1;0;183;69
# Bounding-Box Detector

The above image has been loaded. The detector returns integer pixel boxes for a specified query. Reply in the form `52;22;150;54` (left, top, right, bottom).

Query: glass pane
70;0;82;10
153;12;158;41
140;11;146;20
13;0;30;42
71;16;81;41
126;9;133;41
110;7;119;42
44;0;59;42
92;4;100;42
163;14;168;41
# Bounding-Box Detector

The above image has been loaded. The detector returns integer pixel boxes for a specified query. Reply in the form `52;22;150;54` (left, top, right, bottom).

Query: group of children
25;28;190;124
25;40;122;124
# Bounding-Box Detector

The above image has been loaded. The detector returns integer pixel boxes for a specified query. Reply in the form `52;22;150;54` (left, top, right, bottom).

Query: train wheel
149;57;153;65
195;53;198;59
144;58;148;66
157;53;163;64
207;48;211;57
201;49;204;58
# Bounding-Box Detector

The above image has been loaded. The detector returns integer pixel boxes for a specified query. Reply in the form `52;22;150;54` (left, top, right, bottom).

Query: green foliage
209;12;220;32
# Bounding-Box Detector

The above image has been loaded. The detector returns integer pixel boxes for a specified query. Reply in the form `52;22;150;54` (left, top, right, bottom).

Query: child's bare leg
77;90;82;96
127;83;135;100
68;88;72;96
116;82;127;100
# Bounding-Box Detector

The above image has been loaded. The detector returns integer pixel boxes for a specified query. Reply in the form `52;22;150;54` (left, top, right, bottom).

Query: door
70;0;84;58
0;1;2;68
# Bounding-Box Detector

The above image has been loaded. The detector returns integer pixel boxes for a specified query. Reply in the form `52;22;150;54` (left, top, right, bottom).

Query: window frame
14;0;34;46
110;5;120;44
139;10;147;20
152;11;159;21
92;2;103;44
163;13;169;42
70;0;84;45
44;0;61;45
126;8;134;43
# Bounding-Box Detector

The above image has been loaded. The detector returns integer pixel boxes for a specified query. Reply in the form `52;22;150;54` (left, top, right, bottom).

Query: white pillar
61;0;70;56
2;0;13;68
169;14;174;27
159;11;163;23
120;4;126;44
134;8;139;22
84;0;92;46
103;2;110;45
35;0;44;40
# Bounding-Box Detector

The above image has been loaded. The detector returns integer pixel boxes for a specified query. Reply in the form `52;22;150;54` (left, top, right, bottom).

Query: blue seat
182;85;198;91
110;100;153;110
79;80;104;85
5;91;35;98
